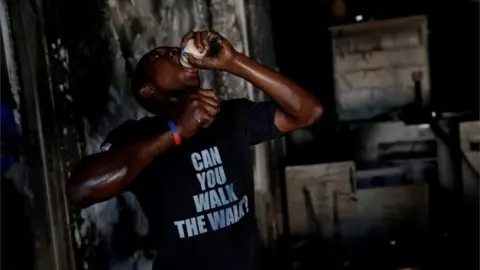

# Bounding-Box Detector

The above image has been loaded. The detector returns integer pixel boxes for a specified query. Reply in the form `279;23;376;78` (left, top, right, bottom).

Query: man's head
131;46;200;114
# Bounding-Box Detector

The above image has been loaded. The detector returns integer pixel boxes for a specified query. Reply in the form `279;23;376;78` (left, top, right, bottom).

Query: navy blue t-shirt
102;99;282;270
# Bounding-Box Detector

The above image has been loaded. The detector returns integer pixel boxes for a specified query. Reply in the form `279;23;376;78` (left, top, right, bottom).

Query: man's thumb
186;53;203;67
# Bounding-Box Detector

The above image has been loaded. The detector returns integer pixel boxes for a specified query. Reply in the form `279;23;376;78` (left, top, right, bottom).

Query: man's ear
139;84;156;98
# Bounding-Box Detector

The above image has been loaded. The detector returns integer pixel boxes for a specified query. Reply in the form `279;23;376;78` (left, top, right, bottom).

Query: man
67;30;323;270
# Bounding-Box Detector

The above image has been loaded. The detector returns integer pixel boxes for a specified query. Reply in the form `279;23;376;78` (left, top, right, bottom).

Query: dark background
271;0;479;116
1;0;478;269
270;0;479;165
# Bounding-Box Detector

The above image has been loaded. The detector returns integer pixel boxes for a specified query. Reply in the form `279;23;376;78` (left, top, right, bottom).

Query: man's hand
181;30;239;71
176;89;220;139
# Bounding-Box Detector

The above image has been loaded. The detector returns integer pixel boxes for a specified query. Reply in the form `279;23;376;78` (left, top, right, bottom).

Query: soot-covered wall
59;0;278;269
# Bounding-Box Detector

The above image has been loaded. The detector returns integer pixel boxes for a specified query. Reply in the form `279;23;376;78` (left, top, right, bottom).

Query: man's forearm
227;53;323;128
67;131;175;207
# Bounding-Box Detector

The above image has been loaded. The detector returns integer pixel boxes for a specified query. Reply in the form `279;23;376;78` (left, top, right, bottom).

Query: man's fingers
189;92;219;115
183;30;224;53
194;31;205;53
208;31;222;43
200;31;210;48
199;96;219;110
185;53;204;67
200;110;215;128
181;31;195;48
198;98;219;116
197;89;219;101
196;107;214;127
197;92;220;110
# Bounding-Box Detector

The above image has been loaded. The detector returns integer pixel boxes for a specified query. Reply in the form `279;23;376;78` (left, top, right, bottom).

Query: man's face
145;46;200;95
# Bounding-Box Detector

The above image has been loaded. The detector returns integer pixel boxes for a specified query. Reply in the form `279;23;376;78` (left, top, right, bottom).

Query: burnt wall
2;0;279;269
46;0;278;269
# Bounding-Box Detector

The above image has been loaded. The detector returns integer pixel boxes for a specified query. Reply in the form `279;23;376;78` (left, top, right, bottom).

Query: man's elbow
66;183;81;205
304;102;324;126
65;182;89;208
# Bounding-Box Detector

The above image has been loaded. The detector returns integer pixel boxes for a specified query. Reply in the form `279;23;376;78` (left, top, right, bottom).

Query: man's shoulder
218;98;253;116
219;98;275;120
220;98;251;107
214;99;250;123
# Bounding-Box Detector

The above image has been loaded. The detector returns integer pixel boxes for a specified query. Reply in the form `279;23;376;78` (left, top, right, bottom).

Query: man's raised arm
183;31;323;132
66;132;175;208
227;53;323;132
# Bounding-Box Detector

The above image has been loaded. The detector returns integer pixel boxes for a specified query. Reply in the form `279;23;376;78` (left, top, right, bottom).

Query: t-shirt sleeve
229;98;284;146
99;120;137;153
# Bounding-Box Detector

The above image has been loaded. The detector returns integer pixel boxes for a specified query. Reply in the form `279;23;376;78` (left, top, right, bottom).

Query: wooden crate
285;162;429;241
285;162;356;239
